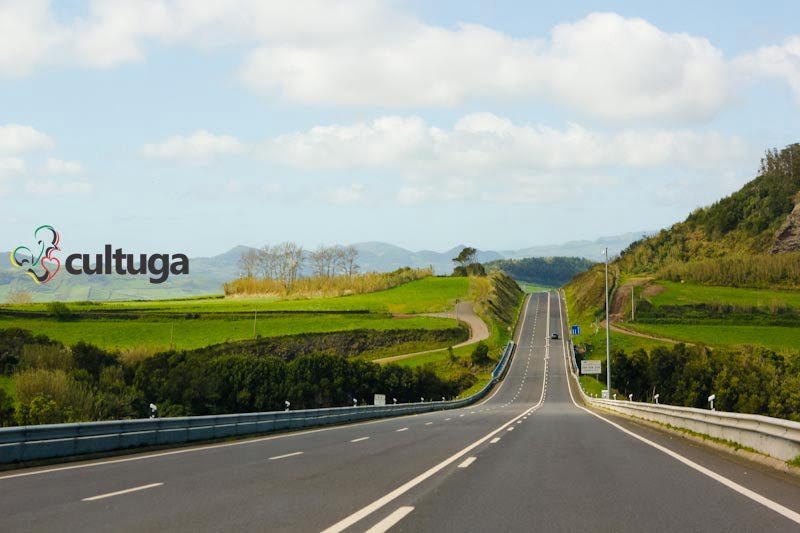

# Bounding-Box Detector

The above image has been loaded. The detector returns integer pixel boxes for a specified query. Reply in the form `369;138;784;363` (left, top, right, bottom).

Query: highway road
2;292;800;532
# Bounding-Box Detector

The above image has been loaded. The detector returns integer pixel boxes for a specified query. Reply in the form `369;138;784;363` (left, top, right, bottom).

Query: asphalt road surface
3;292;800;532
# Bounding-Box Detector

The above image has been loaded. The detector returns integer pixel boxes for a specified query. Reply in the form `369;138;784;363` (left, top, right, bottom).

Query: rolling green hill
617;144;800;280
485;256;594;287
564;144;800;420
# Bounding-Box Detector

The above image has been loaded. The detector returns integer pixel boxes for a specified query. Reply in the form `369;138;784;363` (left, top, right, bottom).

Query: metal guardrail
560;292;800;462
584;397;800;462
0;341;515;465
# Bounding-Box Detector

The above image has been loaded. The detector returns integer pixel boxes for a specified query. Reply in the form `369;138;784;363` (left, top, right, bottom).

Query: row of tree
580;343;800;421
238;243;359;286
0;327;477;426
485;256;595;286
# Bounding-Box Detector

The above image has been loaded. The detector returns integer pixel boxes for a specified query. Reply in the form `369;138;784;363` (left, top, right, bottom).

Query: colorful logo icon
10;225;61;284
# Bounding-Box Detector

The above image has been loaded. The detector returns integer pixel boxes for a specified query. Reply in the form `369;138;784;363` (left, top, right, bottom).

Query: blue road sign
571;325;580;336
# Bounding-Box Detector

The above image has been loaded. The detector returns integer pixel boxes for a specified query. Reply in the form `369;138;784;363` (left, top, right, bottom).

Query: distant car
551;332;559;340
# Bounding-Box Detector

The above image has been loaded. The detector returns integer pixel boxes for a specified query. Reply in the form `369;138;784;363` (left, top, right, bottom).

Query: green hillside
618;144;800;281
486;256;594;287
564;144;800;420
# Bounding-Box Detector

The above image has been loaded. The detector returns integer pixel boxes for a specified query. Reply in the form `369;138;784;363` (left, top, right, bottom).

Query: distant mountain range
0;232;649;302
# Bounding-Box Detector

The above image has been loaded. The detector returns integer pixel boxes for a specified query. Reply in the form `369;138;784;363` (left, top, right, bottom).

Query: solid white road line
395;428;408;432
490;437;501;444
321;322;550;533
425;422;433;426
458;457;477;468
350;437;370;443
82;482;163;502
269;451;304;461
320;407;537;533
556;293;800;527
364;507;415;533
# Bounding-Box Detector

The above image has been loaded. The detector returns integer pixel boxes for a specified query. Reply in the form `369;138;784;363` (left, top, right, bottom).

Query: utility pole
631;286;635;321
603;248;611;397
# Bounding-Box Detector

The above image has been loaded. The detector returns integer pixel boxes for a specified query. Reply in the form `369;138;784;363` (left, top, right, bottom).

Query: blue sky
1;1;799;256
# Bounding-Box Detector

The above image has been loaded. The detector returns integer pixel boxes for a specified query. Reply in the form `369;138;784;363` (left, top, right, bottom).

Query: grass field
390;287;526;399
517;282;555;294
0;277;470;351
648;281;800;309
0;314;455;351
580;376;604;397
626;322;800;351
3;277;470;316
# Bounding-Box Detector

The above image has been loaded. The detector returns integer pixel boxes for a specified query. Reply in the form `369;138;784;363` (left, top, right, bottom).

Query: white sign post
373;393;386;406
581;360;602;375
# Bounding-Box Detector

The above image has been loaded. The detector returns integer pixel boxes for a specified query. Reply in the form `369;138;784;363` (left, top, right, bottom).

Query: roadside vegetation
486;256;594;287
564;144;800;420
394;270;525;399
0;264;522;426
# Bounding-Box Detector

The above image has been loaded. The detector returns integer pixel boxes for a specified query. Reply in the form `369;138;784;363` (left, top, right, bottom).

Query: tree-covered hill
486;256;594;287
618;144;800;279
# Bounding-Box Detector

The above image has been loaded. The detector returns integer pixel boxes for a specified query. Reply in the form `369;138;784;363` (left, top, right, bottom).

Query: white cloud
261;180;283;194
737;36;800;103
0;157;26;177
265;113;750;206
223;179;241;193
25;179;92;195
264;113;748;174
265;116;434;170
1;4;798;121
326;184;368;205
0;0;67;78
142;130;246;164
0;124;54;154
241;12;733;121
45;157;83;175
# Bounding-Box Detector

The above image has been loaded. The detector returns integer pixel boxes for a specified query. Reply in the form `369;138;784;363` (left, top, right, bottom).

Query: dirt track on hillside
374;301;489;364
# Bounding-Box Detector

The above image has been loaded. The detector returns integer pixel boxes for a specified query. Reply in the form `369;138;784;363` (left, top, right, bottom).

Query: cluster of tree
617;144;800;276
224;266;432;297
134;352;473;416
657;252;800;288
1;339;142;426
238;242;359;286
485;256;594;287
0;326;475;426
581;343;800;421
451;247;486;276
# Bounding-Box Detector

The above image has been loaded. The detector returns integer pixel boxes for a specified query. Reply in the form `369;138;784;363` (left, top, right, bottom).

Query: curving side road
2;292;800;532
376;300;489;364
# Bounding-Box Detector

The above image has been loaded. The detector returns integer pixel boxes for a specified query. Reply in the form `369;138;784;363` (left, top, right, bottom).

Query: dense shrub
486;257;595;286
609;343;800;421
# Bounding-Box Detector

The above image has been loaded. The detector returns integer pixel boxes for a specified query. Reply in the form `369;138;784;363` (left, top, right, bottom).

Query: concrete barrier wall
0;341;515;465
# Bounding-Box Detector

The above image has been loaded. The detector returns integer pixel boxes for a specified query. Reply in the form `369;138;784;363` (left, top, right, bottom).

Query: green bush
470;342;491;367
47;302;73;321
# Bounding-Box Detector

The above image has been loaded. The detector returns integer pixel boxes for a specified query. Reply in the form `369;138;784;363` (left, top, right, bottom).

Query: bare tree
258;245;278;279
274;242;304;287
340;245;359;277
238;248;259;277
309;245;329;278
